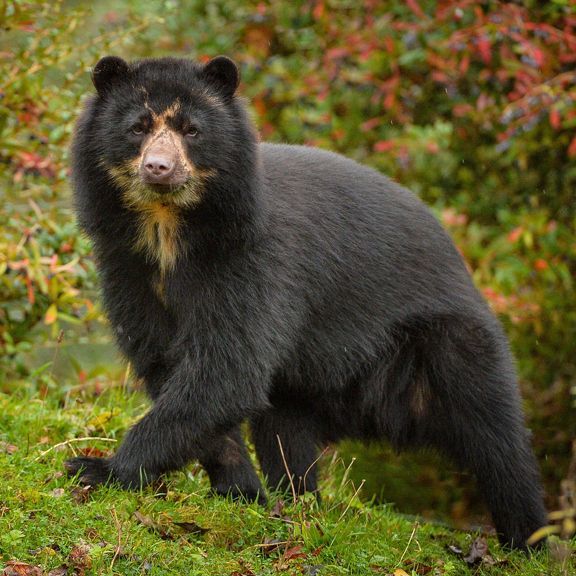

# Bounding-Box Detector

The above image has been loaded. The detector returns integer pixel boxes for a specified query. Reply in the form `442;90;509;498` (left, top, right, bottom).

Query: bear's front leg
64;456;113;486
65;353;270;495
65;426;264;500
64;406;195;489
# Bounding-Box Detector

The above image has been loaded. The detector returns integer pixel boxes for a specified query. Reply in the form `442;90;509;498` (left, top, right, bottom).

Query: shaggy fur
66;55;547;550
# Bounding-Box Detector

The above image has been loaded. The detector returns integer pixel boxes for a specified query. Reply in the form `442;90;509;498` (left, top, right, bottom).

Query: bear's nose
143;154;175;179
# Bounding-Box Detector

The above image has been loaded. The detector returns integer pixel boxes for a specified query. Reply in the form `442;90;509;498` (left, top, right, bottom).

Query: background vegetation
0;0;575;574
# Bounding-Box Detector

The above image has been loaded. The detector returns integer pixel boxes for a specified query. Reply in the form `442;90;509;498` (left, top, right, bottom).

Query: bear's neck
130;150;266;269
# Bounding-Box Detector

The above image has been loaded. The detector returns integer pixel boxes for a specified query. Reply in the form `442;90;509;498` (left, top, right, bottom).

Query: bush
1;0;574;515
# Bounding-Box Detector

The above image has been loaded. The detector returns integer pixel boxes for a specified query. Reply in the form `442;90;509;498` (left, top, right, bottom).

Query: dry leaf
47;567;68;576
133;510;172;540
70;485;93;504
260;538;285;555
69;543;91;575
2;562;43;576
78;446;109;458
270;499;285;517
0;442;18;454
283;544;307;561
463;536;491;565
403;559;433;575
173;521;209;535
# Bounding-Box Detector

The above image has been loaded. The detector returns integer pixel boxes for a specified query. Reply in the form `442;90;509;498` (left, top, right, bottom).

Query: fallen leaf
463;536;492;565
133;510;173;540
0;441;18;454
260;538;285;555
2;562;43;576
230;560;256;576
51;488;65;498
78;446;109;458
446;544;462;556
403;559;433;575
69;543;91;575
47;567;68;576
173;521;210;535
70;485;93;504
283;544;307;561
393;569;410;576
269;499;285;517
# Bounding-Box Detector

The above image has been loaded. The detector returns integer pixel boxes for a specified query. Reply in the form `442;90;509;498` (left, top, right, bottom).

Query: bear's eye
130;125;145;136
186;126;199;139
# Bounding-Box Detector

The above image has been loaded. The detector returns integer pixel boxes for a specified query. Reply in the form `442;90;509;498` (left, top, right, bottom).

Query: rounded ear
202;56;239;99
92;56;129;97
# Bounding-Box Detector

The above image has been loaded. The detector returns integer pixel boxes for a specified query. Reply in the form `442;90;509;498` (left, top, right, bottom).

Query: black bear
66;55;547;550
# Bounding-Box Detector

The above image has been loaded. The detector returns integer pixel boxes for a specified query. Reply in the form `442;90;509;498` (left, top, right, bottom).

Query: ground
0;386;572;576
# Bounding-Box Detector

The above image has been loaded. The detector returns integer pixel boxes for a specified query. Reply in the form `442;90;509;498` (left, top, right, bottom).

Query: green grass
0;386;573;575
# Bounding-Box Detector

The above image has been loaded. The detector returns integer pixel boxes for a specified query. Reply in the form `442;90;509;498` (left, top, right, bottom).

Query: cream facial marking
133;200;182;275
104;98;217;274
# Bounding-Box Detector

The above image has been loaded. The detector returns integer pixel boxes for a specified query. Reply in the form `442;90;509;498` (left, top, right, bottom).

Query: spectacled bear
66;55;547;550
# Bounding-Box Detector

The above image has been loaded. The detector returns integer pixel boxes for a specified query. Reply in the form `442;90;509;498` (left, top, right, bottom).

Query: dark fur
67;56;547;550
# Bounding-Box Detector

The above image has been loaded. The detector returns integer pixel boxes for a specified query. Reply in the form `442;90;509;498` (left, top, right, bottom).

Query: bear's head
88;55;255;211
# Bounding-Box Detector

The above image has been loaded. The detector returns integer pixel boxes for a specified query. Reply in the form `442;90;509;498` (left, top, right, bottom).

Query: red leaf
477;36;491;64
312;1;325;20
374;140;395;153
361;118;381;132
406;0;426;19
568;136;576;158
531;47;544;67
549;108;561;130
326;47;349;60
383;91;396;110
507;226;523;243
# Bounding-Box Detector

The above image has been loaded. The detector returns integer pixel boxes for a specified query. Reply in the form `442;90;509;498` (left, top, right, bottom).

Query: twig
110;507;123;570
395;521;419;569
34;437;117;461
337;479;365;523
302;446;328;494
276;434;297;504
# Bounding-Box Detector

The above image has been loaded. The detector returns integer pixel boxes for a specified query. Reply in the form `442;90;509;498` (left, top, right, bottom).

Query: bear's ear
92;56;129;97
201;56;239;99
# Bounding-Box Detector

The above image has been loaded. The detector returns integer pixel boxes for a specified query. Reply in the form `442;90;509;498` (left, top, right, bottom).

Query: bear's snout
140;131;188;187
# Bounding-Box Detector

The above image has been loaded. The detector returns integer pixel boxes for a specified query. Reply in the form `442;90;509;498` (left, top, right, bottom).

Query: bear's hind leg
251;405;321;497
419;318;547;550
199;427;266;504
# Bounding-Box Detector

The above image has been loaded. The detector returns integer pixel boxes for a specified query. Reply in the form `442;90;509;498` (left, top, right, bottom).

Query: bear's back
260;144;487;344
